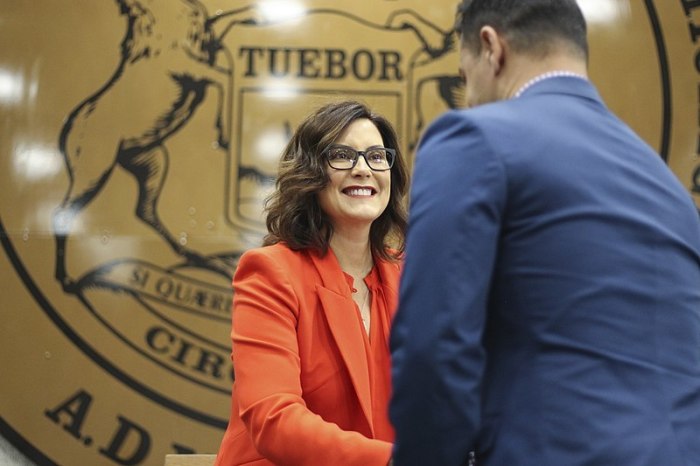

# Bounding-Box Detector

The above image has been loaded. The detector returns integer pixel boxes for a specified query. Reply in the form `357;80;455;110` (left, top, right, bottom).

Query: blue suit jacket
390;77;700;466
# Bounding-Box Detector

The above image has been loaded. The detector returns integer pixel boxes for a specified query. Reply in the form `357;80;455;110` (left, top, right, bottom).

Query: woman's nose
351;154;372;176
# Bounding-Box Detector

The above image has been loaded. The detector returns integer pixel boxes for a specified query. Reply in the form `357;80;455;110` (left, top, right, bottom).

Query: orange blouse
345;266;395;443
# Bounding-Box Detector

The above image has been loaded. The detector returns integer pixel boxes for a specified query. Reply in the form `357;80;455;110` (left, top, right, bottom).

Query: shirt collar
513;70;588;98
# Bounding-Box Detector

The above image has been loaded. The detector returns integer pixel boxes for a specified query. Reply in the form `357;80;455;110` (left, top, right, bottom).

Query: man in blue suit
389;1;700;465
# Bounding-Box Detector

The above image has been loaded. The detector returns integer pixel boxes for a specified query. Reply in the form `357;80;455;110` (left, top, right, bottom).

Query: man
389;1;700;465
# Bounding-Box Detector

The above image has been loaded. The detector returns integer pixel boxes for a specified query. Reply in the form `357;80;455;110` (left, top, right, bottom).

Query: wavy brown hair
263;100;409;262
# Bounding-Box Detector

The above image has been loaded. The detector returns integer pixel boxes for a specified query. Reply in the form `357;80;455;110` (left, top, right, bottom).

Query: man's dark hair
263;100;409;262
456;0;588;60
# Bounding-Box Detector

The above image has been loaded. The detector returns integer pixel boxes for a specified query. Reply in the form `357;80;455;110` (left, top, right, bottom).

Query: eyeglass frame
322;144;396;172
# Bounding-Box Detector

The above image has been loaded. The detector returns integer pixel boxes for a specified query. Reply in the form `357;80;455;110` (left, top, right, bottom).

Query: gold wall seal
0;1;697;465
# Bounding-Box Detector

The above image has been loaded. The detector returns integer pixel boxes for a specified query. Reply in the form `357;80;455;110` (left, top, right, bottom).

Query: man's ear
479;26;505;74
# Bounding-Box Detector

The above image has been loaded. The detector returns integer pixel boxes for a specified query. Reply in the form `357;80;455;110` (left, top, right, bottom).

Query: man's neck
501;53;588;100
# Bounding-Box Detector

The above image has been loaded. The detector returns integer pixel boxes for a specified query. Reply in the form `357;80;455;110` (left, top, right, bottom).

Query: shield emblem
222;6;459;232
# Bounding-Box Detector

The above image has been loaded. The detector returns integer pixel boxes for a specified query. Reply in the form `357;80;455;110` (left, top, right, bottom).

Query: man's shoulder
431;100;523;132
421;102;524;153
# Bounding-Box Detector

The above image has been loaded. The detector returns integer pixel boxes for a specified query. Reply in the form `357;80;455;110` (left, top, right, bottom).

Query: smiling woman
214;100;409;466
318;118;393;236
264;100;408;260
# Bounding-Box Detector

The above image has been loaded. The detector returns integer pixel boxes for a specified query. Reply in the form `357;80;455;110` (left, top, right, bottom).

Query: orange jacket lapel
309;250;374;433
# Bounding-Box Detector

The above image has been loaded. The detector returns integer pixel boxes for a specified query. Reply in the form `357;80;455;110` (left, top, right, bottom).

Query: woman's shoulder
376;248;403;277
239;243;311;269
381;247;404;265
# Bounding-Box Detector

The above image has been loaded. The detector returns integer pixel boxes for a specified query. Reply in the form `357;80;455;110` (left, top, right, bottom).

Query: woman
215;100;409;466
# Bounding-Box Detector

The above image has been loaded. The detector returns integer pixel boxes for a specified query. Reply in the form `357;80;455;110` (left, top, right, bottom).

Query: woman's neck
329;231;373;278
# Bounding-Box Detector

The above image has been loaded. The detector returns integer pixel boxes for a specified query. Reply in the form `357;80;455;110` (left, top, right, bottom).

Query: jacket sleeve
389;111;507;466
231;249;392;466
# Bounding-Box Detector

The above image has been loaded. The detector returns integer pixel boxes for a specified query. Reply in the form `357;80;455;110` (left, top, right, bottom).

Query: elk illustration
53;0;260;292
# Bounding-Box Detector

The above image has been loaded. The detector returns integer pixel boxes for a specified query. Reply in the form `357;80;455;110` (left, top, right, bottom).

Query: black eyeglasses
323;144;396;172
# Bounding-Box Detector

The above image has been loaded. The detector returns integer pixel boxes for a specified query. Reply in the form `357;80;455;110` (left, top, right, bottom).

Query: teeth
345;188;373;196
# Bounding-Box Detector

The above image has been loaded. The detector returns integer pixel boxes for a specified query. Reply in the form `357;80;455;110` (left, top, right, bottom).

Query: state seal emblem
0;1;697;465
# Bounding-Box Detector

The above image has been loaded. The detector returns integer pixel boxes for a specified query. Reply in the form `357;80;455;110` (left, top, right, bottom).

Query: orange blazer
215;243;401;466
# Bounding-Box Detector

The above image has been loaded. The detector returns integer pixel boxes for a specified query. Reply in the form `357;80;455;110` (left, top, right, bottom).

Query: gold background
1;1;698;465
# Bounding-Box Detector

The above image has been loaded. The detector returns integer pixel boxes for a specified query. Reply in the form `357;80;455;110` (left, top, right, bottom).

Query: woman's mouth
343;187;375;197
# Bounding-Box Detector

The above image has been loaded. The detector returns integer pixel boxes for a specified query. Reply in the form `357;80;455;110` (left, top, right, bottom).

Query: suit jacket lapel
309;250;374;432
